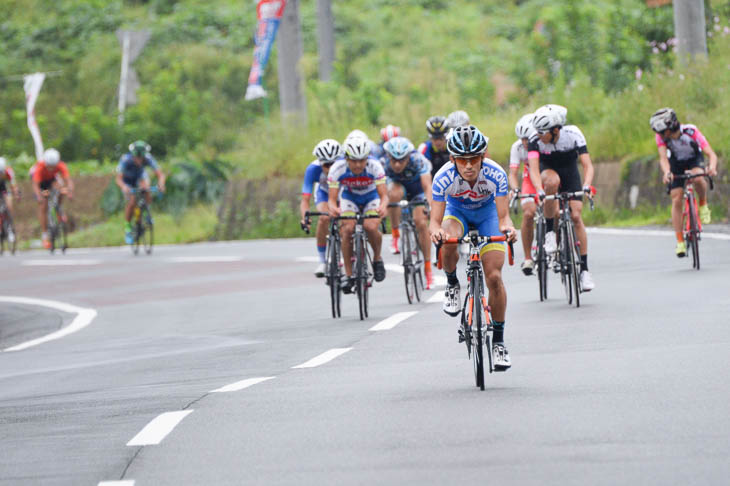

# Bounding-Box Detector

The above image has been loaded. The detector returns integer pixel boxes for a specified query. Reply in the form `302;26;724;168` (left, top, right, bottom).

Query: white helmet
446;110;470;128
515;113;536;139
343;135;371;160
347;129;368;140
543;104;567;125
649;107;679;133
312;139;343;163
0;157;6;171
532;105;564;133
43;148;61;167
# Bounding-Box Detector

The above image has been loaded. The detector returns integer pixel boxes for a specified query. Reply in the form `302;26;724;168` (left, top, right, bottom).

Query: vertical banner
24;72;46;160
245;0;286;101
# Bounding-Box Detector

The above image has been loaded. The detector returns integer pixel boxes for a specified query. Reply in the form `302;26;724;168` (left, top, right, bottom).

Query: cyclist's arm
420;173;432;203
63;176;74;198
702;143;718;176
657;145;672;182
31;178;42;201
578;152;594;188
115;172;128;191
327;186;340;217
376;181;389;217
508;165;520;192
429;200;447;243
155;169;166;192
496;195;517;241
300;193;312;221
527;154;542;193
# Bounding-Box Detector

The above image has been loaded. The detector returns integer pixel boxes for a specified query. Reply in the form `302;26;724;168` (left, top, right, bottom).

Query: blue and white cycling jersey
432;159;508;210
302;159;335;204
382;151;430;185
117;153;159;186
328;157;385;204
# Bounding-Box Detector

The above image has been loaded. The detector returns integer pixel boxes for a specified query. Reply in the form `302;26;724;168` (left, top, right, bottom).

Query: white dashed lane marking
369;311;419;331
210;377;275;393
98;481;135;486
21;259;101;266
292;348;352;369
127;410;194;446
166;256;244;263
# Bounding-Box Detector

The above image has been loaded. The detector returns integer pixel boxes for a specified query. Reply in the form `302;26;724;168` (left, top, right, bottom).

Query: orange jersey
32;161;69;183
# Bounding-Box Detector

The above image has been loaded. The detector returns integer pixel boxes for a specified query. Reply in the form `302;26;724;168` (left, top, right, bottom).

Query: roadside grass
66;204;218;248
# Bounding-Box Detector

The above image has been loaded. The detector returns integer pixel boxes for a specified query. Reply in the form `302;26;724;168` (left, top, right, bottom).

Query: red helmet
380;124;401;142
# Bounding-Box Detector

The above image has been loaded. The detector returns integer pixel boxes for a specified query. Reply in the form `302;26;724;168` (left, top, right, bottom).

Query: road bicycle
438;231;514;391
44;188;68;254
543;190;594;308
339;212;380;320
304;211;342;318
387;199;428;304
0;195;17;255
510;192;550;302
669;172;714;270
129;187;158;255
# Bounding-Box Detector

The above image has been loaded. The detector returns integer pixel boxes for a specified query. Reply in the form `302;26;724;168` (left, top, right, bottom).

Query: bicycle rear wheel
0;220;5;255
133;220;143;255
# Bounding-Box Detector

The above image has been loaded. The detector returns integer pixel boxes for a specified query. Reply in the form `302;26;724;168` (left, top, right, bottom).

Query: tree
277;0;307;122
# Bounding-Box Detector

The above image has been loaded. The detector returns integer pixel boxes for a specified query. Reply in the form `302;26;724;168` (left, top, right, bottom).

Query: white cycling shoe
314;262;326;278
443;283;461;316
544;231;557;253
521;260;535;276
580;270;595;291
493;343;511;371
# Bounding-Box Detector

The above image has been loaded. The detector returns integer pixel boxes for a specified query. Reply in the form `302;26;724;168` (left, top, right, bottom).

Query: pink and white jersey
509;139;530;178
655;124;708;162
327;157;386;197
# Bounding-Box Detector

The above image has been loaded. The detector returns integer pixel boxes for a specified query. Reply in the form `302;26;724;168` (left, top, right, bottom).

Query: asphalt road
1;231;729;485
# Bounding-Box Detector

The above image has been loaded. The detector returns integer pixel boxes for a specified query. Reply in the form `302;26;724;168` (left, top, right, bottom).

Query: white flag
23;73;46;160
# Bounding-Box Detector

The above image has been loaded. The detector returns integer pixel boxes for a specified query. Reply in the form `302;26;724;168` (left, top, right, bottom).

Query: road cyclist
327;133;389;294
430;124;517;371
116;141;166;245
649;107;718;257
300;139;344;277
31;148;74;250
418;116;450;178
527;104;596;292
381;136;434;289
0;157;20;249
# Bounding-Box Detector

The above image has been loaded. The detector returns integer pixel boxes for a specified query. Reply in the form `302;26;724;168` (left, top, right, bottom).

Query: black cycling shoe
341;276;355;294
373;259;386;282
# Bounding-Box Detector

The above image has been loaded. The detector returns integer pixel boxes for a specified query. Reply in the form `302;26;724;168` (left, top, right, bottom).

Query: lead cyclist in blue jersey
116;140;166;244
430;125;517;370
328;134;389;292
382;136;434;289
300;139;343;277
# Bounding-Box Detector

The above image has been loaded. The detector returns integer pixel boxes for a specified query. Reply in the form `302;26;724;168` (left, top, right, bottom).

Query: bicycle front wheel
536;217;547;302
7;219;17;255
142;209;154;255
470;276;485;391
327;237;341;318
560;225;573;305
355;235;367;321
687;195;700;270
568;224;581;308
401;227;415;304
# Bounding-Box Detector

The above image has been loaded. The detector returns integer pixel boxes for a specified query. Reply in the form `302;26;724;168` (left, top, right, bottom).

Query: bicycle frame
304;211;343;318
388;200;428;303
670;172;713;270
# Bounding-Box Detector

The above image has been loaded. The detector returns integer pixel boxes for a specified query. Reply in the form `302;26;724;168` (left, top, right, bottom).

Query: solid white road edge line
98;481;135;486
0;296;98;352
210;376;275;393
587;227;730;241
126;410;193;447
292;348;352;369
22;259;101;266
167;256;244;263
369;311;419;331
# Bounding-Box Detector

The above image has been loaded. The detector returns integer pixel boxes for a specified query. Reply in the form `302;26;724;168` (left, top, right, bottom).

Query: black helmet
129;140;151;157
426;116;448;137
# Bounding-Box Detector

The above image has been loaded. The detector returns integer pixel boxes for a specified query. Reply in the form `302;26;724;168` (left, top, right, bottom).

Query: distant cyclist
0;157;20;242
508;113;539;275
328;134;388;292
445;110;470;130
419;116;450;178
116;141;166;244
300;139;343;277
527;104;595;291
348;129;384;161
650;107;718;257
430;125;517;370
31;148;74;249
382;136;434;288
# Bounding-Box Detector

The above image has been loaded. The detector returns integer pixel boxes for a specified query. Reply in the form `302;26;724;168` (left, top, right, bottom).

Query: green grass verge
66;204;218;247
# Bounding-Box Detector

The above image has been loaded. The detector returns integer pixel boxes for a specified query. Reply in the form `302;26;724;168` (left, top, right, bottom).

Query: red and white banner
23;73;45;160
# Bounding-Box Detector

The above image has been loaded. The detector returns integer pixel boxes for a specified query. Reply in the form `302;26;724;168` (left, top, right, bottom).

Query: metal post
277;0;307;123
316;0;335;82
673;0;708;63
118;31;130;125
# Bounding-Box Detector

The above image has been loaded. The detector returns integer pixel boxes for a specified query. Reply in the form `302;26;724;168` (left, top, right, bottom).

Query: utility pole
277;0;307;123
673;0;708;63
316;0;335;81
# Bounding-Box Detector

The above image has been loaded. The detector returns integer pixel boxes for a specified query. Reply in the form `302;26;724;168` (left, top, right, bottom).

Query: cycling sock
676;232;684;243
492;321;505;343
446;270;459;286
580;254;588;272
392;227;400;238
546;219;554;233
317;245;326;263
424;260;432;273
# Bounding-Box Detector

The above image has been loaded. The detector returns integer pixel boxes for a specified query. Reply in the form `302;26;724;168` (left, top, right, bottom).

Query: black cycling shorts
669;157;704;190
539;161;583;200
39;179;54;191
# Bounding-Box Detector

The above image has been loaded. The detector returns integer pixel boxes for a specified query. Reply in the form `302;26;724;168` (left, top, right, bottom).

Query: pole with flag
23;73;46;160
245;0;286;101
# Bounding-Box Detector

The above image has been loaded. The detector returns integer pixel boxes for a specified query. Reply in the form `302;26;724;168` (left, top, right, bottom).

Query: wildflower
679;74;685;81
660;42;667;51
637;84;644;91
652;47;659;54
635;68;643;80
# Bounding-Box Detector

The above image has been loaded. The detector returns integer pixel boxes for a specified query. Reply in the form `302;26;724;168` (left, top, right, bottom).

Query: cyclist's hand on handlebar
706;166;717;177
376;202;387;218
662;171;673;185
501;226;518;243
430;227;447;245
328;203;341;218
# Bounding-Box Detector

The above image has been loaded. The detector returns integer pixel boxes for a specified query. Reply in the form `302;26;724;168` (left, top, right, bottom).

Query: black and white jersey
528;125;589;169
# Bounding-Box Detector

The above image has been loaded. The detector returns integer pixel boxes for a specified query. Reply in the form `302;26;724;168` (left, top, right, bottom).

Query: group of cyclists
300;104;721;372
0;140;166;249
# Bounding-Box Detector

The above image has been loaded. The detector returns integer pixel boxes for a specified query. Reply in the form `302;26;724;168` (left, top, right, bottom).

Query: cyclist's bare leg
124;195;136;222
481;249;506;321
541;169;560;219
414;207;431;261
340;220;355;276
569;199;587;256
689;166;708;203
315;202;330;248
387;183;404;233
38;197;48;232
364;218;382;260
440;219;463;274
670;187;684;234
139;179;152;205
521;200;536;259
4;193;12;214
